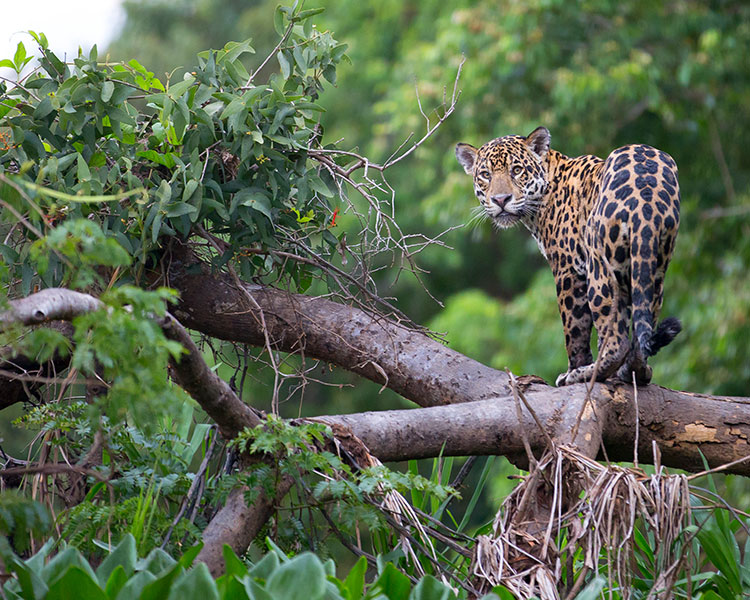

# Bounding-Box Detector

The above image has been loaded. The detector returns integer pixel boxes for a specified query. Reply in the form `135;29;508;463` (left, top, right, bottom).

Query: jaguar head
456;126;550;228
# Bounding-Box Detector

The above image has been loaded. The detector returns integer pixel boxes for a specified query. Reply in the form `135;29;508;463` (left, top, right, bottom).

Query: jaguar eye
511;165;523;176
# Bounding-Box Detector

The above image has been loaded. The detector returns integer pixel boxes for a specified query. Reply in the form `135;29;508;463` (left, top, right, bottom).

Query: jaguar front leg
553;272;593;386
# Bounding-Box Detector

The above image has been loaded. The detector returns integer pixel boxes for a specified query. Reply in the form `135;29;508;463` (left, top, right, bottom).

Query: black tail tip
648;317;682;356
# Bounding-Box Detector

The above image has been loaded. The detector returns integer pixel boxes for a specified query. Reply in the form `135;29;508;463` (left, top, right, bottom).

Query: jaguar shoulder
456;127;681;386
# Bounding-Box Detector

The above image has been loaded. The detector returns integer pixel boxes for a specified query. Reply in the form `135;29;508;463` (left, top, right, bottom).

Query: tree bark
316;385;750;475
165;242;513;408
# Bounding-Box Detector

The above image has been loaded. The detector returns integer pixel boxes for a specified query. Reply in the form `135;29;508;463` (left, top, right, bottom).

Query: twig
162;426;218;548
449;456;477;491
0;75;41;101
632;371;639;468
508;369;556;452
0;368;102;387
686;453;750;481
507;369;537;468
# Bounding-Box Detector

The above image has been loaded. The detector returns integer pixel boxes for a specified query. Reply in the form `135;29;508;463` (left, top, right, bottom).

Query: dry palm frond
472;445;692;599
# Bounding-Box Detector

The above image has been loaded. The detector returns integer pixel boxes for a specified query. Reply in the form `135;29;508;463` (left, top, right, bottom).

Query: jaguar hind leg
557;254;629;386
616;345;652;386
557;333;629;385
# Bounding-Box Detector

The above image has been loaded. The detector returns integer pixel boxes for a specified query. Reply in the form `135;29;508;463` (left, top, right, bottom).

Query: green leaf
342;556;366;600
24;538;55;573
151;213;163;243
96;534;137;585
140;565;183;600
273;6;285;35
13;41;27;70
234;189;273;221
166;202;198;218
166;564;218;600
248;551;279;580
571;576;606;600
101;81;115;102
277;51;291;79
308;174;334;198
698;527;742;594
177;544;204;570
33;96;54;119
408;575;452;600
485;586;515;600
167;74;196;99
46;566;106;600
41;547;98;587
266;553;326;600
136;150;177;169
372;563;410;600
243;579;273;600
113;570;157;600
139;547;177;575
220;97;246;120
222;39;255;63
0;537;48;600
77;153;91;181
293;7;325;22
182;179;199;202
104;566;129;599
222;545;247;579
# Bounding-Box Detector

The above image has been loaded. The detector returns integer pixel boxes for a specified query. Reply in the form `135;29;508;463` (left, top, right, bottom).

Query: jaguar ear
455;143;478;175
525;127;550;160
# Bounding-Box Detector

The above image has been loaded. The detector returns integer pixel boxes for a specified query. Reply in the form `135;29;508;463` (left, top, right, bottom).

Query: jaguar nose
490;194;512;208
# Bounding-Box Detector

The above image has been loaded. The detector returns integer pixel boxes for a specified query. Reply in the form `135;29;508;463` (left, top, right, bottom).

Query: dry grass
472;445;693;599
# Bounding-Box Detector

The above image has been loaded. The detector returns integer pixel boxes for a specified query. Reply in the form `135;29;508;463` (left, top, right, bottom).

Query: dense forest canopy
0;1;749;598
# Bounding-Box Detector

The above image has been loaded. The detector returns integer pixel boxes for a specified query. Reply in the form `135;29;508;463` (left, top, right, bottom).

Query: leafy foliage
0;533;506;600
0;492;52;553
231;416;456;532
0;9;348;289
14;400;208;557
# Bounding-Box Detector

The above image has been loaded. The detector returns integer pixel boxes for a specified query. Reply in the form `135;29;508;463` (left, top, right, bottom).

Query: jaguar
455;127;681;386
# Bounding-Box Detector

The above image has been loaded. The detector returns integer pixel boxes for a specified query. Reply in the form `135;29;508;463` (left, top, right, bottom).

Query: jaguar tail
645;316;682;357
631;252;681;358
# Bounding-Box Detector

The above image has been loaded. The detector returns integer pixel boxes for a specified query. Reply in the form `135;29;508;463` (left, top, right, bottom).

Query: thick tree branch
166;242;512;408
197;477;294;576
160;314;261;438
316;385;750;476
0;288;101;325
165;245;750;473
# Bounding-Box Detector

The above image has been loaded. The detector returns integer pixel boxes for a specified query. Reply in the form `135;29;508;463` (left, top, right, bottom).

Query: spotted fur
456;127;681;386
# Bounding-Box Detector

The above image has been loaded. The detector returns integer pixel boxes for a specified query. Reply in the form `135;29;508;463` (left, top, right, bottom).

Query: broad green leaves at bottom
266;553;326;600
0;536;465;600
